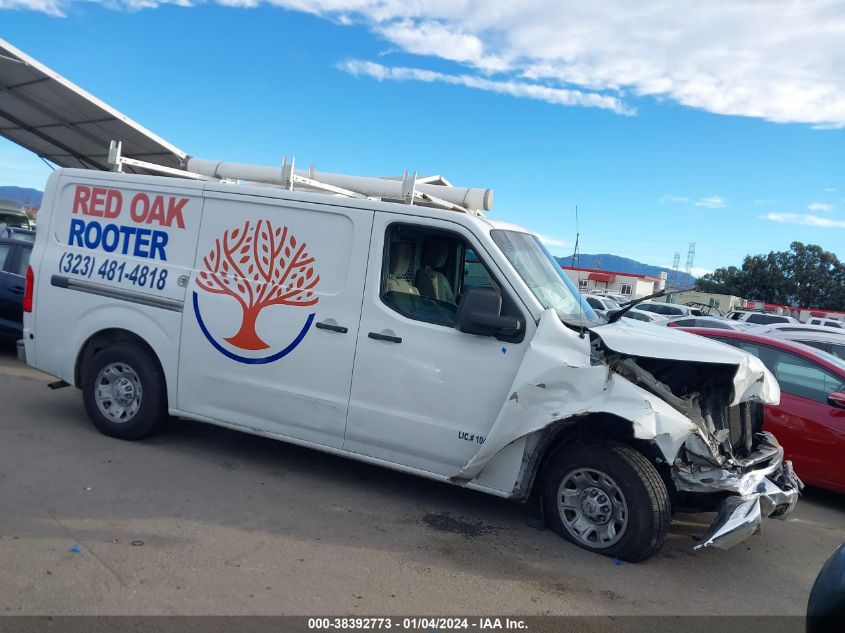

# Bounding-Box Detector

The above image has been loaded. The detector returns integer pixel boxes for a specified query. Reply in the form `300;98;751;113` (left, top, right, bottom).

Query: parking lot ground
1;342;843;616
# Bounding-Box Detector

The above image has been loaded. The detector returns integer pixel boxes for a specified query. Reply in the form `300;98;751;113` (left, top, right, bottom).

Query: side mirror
827;392;845;409
456;287;521;337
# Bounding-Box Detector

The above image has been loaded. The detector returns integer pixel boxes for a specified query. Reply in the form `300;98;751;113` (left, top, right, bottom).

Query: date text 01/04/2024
59;251;168;291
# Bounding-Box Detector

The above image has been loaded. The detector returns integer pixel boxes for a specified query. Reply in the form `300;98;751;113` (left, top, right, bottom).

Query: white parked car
726;310;800;326
665;316;749;331
20;165;799;561
590;290;630;305
749;322;845;337
634;301;704;318
582;294;622;317
622;308;665;323
758;331;845;361
807;317;844;329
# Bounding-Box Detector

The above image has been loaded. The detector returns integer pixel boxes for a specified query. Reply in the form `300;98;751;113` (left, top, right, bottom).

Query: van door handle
368;332;402;344
315;321;348;334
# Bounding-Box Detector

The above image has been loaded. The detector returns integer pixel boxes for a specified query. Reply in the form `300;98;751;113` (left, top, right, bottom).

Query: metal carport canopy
0;38;186;174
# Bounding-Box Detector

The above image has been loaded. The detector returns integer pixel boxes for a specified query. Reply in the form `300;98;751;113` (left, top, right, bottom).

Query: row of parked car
582;290;845;494
0;225;33;339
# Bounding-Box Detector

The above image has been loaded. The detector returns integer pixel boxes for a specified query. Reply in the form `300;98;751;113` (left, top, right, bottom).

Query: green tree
695;242;845;310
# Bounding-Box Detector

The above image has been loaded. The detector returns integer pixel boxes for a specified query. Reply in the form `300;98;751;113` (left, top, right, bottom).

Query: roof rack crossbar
108;141;212;181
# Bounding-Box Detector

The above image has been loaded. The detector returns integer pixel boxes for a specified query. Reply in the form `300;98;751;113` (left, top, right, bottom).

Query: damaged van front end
455;311;801;555
592;321;802;550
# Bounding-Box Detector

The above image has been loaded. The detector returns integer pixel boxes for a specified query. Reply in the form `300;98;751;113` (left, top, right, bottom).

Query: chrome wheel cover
557;467;628;548
94;362;142;424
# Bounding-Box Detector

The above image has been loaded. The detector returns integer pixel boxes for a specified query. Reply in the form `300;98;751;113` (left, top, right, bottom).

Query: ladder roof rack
108;141;493;215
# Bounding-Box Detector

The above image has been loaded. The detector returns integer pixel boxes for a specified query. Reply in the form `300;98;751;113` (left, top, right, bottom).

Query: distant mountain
0;186;43;209
556;253;697;287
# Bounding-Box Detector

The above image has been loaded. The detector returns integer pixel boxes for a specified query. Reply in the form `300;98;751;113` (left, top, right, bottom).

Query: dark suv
0;226;34;338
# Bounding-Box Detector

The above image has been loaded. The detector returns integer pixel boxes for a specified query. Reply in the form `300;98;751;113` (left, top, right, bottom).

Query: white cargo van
22;164;800;561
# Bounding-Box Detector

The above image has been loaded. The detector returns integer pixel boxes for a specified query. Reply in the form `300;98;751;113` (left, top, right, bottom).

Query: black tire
542;441;670;562
82;343;167;440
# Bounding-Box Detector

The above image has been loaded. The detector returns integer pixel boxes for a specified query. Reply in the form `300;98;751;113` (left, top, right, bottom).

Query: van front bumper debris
673;431;802;550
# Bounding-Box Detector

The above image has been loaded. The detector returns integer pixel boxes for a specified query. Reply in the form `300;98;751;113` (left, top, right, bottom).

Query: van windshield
490;230;601;326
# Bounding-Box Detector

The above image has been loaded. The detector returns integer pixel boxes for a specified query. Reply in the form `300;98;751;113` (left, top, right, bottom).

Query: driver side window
379;224;524;342
380;224;496;328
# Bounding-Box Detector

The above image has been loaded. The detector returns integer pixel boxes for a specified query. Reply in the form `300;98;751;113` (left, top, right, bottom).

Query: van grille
726;402;763;455
728;403;746;449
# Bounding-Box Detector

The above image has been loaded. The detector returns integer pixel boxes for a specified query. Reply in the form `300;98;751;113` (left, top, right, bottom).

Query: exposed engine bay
594;337;803;549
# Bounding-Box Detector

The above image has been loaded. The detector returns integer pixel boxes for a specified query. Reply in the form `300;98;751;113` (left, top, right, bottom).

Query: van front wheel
542;442;670;562
82;344;166;440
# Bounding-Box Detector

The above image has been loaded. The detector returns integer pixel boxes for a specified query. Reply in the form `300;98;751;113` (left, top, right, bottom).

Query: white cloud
825;187;837;192
688;266;713;278
373;20;509;73
659;194;690;204
808;202;833;212
534;233;570;250
339;60;631;113
0;0;65;14
6;0;845;126
694;195;725;208
0;0;191;13
660;194;725;208
763;213;845;229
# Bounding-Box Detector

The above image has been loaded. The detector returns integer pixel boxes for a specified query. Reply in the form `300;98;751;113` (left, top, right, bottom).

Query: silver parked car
665;316;749;331
635;301;704;318
755;330;845;361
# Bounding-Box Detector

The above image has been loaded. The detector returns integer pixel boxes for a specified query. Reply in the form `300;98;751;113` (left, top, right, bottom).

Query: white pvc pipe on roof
184;157;493;211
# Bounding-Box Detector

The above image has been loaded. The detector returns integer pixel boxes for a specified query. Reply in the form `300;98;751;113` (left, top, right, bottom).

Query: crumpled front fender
451;310;694;483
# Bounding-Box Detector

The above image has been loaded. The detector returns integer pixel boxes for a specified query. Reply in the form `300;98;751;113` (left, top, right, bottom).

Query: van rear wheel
542;442;670;562
82;343;166;440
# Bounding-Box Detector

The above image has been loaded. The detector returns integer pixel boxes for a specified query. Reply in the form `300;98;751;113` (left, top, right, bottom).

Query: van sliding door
177;190;374;449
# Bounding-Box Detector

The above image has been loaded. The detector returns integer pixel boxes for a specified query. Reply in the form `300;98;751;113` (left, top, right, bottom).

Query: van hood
590;320;780;406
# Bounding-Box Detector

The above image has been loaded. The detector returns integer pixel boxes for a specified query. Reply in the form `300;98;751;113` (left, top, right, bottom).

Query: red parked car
681;328;845;494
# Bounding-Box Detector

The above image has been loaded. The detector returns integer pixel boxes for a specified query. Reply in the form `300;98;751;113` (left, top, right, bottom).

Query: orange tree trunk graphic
196;220;320;350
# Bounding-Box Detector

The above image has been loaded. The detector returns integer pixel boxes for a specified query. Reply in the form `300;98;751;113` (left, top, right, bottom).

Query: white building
562;266;666;300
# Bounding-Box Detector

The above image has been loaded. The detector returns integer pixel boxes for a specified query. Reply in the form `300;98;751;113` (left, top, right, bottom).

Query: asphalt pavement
1;341;843;616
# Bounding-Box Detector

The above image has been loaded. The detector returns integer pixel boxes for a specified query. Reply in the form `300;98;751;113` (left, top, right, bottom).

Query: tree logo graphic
192;220;320;364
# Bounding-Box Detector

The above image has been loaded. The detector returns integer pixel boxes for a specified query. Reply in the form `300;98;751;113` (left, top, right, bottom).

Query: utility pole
685;242;696;279
571;205;580;268
671;251;680;289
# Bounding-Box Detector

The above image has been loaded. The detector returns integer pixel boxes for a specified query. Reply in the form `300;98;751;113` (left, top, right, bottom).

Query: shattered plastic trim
676;431;802;550
694;466;801;550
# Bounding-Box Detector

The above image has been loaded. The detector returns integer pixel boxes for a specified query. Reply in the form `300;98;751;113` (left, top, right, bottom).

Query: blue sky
1;1;844;275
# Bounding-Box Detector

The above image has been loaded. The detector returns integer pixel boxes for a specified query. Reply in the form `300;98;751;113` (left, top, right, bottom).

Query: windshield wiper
606;287;694;323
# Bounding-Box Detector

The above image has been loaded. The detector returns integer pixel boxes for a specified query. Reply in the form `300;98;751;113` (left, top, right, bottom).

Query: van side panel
27;170;205;404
